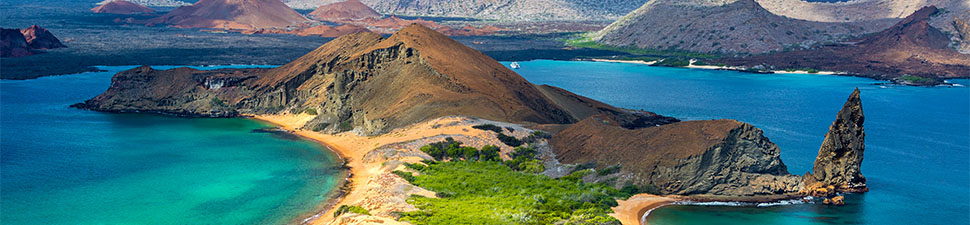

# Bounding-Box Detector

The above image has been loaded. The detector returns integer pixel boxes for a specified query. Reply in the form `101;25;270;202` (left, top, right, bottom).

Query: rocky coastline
74;25;870;224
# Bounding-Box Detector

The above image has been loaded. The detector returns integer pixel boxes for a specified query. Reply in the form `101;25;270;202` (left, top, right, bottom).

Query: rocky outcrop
550;117;802;200
955;17;970;54
308;0;381;22
1;25;66;58
148;0;309;29
76;24;666;135
92;0;156;14
803;88;867;194
592;0;889;53
721;6;970;84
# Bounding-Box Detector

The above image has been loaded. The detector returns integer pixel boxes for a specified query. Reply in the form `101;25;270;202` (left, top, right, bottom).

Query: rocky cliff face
804;88;867;193
550;117;802;199
77;24;668;135
591;0;886;53
955;16;970;54
92;0;157;14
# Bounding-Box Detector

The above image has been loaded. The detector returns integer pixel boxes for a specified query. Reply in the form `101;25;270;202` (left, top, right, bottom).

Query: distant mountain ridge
591;0;893;53
284;0;650;21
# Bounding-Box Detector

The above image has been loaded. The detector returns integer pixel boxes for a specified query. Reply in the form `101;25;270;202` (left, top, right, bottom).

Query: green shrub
338;120;353;131
209;97;226;107
597;165;622;176
334;205;370;217
562;169;593;183
392;170;416;183
497;133;523;147
471;124;503;133
479;145;501;162
304;108;318;115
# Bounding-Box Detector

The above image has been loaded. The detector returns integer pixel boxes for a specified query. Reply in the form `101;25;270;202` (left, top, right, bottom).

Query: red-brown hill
91;0;156;14
308;0;380;22
721;6;970;84
149;0;309;29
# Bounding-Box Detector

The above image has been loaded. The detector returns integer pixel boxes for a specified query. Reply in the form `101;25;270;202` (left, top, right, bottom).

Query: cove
1;66;343;225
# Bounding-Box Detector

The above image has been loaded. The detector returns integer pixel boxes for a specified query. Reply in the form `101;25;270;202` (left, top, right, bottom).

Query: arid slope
149;0;309;29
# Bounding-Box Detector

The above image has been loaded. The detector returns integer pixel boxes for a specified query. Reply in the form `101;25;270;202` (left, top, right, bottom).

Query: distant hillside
149;0;309;29
96;0;190;7
92;0;156;14
308;0;380;21
721;6;970;84
591;0;895;53
284;0;649;21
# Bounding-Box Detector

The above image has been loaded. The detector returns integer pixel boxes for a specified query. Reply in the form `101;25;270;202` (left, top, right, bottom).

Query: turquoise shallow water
507;60;970;225
1;66;343;225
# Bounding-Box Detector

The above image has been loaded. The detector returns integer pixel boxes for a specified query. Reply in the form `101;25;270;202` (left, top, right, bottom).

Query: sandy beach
611;194;680;225
250;114;532;225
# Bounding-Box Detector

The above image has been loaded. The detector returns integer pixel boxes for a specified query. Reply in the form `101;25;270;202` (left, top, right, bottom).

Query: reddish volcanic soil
149;0;308;29
243;24;370;37
308;0;380;21
721;6;970;83
91;0;156;14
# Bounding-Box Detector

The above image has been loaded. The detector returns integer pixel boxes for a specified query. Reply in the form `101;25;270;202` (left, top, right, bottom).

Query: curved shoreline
247;115;358;225
611;194;679;225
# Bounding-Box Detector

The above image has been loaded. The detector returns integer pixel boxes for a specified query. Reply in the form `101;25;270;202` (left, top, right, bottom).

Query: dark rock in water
805;88;867;193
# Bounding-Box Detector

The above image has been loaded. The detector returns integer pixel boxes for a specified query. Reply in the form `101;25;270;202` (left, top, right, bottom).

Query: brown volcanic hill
77;24;673;135
1;28;32;58
1;25;66;58
92;0;157;14
20;25;67;50
550;116;802;199
721;6;970;83
591;0;892;53
149;0;309;29
308;0;380;21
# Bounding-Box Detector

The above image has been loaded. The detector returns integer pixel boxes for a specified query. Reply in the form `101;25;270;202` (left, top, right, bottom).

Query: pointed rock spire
805;88;867;194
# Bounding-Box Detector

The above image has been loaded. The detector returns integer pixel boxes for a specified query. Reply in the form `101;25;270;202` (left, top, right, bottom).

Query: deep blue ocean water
507;60;970;225
1;66;342;225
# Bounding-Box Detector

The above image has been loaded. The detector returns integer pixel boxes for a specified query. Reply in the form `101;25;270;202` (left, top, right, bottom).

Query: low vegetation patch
565;37;716;59
898;74;935;83
399;161;624;225
333;205;370;217
401;140;646;224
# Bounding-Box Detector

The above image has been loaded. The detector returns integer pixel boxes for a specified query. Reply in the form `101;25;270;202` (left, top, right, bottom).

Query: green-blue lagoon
1;66;344;225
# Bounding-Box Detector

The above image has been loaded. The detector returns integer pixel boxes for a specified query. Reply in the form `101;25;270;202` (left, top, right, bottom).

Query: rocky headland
76;25;870;224
1;25;66;58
